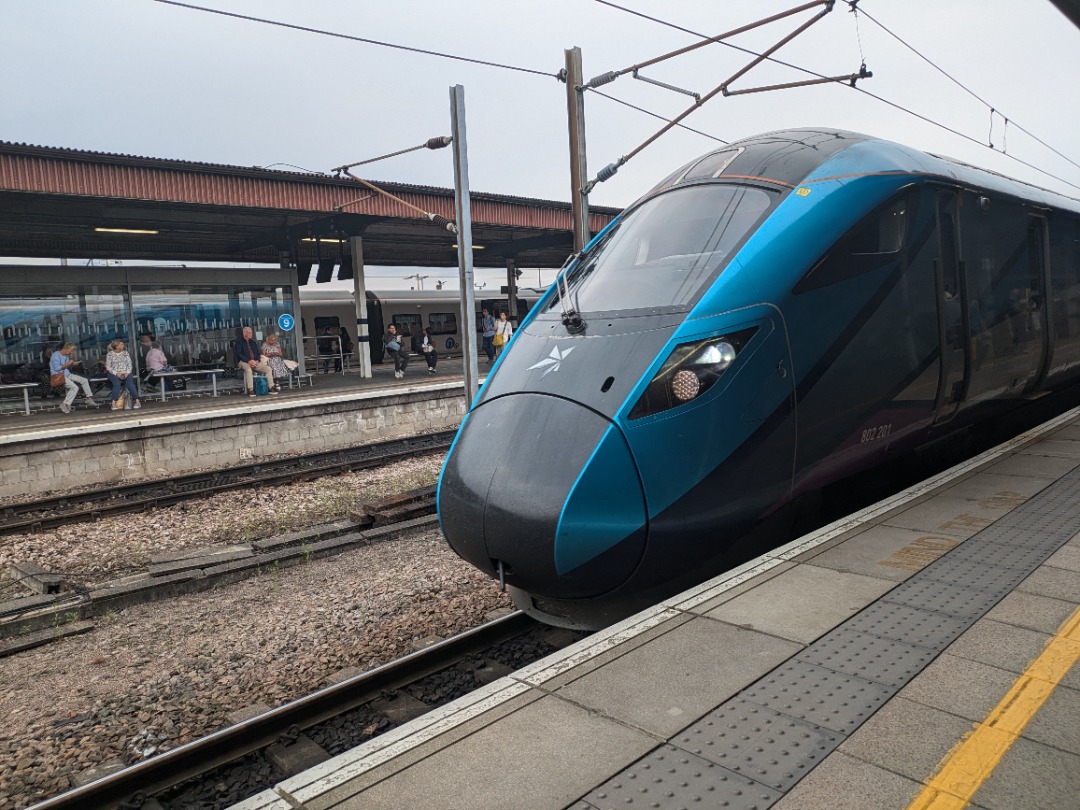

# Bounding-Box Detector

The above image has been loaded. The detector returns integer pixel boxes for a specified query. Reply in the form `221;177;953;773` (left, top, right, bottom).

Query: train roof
638;128;1080;215
299;287;548;302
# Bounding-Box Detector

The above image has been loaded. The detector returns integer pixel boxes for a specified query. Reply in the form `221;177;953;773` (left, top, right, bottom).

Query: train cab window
392;313;422;337
428;312;457;335
794;191;912;294
548;183;773;314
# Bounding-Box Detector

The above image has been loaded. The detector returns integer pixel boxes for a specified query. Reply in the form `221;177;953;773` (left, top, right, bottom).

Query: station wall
0;387;466;498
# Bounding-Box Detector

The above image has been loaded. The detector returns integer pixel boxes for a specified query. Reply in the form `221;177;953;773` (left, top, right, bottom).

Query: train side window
313;316;340;331
428;312;457;335
794;191;913;294
392;314;421;337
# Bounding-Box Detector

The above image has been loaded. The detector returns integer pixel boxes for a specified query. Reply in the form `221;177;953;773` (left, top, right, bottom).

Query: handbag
49;372;65;388
260;354;271;364
386;340;401;352
493;333;506;348
115;391;127;410
283;358;299;371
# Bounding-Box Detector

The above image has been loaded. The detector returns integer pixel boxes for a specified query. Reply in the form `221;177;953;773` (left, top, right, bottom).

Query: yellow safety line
907;605;1080;810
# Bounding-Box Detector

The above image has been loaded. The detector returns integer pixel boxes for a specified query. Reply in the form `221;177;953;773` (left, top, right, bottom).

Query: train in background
298;287;547;365
438;128;1080;630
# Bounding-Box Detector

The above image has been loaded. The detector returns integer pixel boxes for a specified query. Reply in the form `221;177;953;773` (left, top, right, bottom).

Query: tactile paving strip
844;600;972;649
795;626;938;687
672;697;841;790
882;575;1011;619
739;659;896;734
580;744;783;810
575;459;1080;809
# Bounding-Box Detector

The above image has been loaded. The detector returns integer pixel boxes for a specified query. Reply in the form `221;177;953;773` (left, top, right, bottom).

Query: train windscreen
549;184;772;314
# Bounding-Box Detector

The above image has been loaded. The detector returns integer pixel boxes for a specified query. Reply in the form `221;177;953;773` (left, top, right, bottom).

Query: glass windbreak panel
0;287;126;380
130;286;295;370
548;184;773;313
429;312;457;335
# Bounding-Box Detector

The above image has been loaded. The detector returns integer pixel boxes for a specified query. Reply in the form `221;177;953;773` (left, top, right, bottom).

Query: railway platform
232;407;1080;810
0;359;481;500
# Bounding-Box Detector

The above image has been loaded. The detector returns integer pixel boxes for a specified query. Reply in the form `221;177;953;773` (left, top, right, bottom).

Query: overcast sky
2;0;1079;290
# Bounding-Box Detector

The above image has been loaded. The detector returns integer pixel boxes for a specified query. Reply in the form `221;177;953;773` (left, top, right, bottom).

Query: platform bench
0;382;39;416
287;372;314;389
149;368;225;402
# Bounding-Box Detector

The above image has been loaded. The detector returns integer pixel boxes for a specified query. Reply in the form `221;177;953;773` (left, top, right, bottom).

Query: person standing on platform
383;323;408;379
481;308;496;363
105;339;141;410
412;326;438;374
493;311;513;359
318;326;338;374
335;326;353;372
51;343;98;414
234;326;277;397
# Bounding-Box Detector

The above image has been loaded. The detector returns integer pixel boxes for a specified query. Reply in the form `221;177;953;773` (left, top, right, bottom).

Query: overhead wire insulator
582;158;625;195
585;71;620;89
429;214;458;234
426;136;452;150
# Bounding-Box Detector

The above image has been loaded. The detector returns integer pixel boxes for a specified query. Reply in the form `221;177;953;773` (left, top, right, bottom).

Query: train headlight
629;328;757;419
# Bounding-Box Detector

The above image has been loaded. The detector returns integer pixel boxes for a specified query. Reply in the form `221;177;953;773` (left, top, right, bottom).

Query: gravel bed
0;453;445;597
0;452;513;809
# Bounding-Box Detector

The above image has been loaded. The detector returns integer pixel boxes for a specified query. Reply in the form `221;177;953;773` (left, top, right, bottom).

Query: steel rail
0;430;455;535
26;610;536;810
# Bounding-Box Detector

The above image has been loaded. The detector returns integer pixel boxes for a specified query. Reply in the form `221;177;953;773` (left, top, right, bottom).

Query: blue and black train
437;128;1080;629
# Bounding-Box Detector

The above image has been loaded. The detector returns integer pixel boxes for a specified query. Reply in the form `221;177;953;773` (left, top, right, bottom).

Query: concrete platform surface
231;406;1080;810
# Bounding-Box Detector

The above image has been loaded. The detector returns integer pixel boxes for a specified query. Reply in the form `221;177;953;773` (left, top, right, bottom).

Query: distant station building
0;141;618;381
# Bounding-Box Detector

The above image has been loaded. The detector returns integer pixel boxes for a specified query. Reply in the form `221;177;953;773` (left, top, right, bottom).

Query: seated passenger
260;333;293;384
104;339;142;410
50;343;98;414
384;324;408;379
234;326;277;397
412;326;438;373
144;340;178;390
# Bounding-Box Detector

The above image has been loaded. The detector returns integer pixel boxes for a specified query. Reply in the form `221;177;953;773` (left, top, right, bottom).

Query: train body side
437;128;1080;628
298;288;543;367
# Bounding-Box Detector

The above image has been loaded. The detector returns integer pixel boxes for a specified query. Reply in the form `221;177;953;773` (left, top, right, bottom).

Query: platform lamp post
450;84;480;404
331;138;456;381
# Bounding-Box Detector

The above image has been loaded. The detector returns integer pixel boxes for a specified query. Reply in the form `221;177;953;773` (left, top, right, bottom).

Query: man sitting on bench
234;326;278;397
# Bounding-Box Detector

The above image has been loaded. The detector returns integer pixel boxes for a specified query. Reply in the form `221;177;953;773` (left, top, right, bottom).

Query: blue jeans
482;335;495;361
107;372;138;403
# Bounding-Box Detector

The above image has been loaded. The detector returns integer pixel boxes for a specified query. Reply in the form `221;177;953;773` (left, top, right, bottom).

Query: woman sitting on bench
144;340;179;391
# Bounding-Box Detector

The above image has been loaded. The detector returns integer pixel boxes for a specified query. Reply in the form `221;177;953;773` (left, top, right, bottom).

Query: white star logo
527;346;576;378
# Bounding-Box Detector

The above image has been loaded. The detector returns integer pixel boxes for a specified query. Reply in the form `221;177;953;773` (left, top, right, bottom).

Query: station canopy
0;141;621;272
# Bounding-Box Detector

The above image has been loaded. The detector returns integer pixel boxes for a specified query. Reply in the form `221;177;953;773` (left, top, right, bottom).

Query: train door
1025;215;1051;391
933;189;969;424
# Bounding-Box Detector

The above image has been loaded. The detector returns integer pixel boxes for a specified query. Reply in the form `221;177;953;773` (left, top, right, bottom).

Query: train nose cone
438;394;647;599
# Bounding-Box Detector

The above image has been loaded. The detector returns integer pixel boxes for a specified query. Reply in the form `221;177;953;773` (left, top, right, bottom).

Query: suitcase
253;376;269;396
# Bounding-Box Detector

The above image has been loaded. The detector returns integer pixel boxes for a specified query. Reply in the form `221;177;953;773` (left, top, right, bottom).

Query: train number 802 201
860;423;892;443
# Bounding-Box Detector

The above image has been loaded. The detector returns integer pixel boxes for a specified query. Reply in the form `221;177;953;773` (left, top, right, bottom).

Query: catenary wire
849;3;1080;176
593;0;1080;195
587;91;729;145
150;0;558;78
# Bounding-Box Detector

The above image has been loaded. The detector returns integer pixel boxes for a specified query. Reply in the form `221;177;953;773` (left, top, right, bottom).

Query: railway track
25;611;580;810
0;430;455;536
1;487;441;653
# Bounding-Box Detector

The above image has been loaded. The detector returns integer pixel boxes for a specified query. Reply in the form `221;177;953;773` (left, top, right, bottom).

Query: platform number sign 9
277;314;295;332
